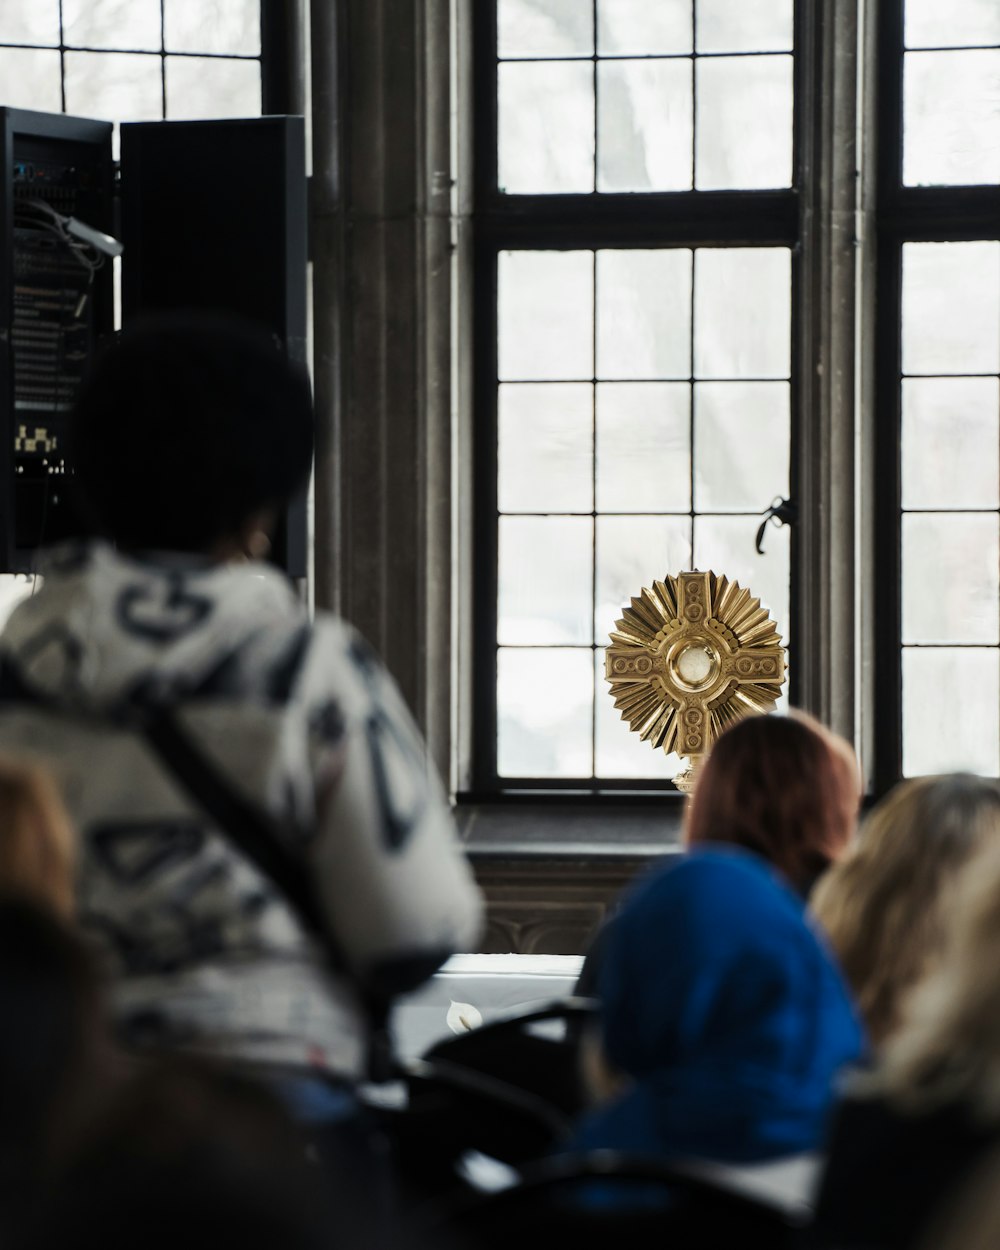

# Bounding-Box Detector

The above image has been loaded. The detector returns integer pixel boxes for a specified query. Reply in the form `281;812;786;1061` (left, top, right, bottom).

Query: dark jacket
814;1091;999;1249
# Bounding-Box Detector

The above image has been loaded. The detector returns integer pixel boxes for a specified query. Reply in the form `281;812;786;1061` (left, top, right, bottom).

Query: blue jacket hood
574;847;865;1163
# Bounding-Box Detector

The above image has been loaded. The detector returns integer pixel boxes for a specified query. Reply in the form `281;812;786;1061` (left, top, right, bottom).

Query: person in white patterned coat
0;316;482;1092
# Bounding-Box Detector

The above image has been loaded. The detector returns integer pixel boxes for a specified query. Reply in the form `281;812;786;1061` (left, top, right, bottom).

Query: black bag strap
138;703;395;1080
140;704;330;944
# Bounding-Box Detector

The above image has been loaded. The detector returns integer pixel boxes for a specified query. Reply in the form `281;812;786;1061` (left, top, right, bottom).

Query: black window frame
468;0;810;800
872;0;1000;796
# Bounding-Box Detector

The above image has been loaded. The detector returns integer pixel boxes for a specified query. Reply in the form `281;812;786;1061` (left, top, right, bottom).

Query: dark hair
24;1060;345;1250
68;313;314;552
684;712;859;893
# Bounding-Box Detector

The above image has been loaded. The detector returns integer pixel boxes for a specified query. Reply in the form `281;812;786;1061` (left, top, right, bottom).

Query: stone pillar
309;0;465;783
794;0;866;755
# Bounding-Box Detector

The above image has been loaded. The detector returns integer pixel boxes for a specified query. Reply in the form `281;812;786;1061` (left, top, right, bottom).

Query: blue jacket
570;848;864;1164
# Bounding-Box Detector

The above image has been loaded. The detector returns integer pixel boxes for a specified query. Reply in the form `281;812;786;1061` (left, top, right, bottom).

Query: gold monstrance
605;570;787;793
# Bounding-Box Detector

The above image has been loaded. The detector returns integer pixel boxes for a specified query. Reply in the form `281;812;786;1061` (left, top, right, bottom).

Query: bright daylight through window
894;0;1000;778
481;0;1000;794
481;0;796;788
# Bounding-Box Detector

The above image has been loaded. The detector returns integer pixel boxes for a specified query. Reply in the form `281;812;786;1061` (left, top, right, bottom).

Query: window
473;0;798;793
0;0;261;151
476;0;1000;798
875;0;1000;788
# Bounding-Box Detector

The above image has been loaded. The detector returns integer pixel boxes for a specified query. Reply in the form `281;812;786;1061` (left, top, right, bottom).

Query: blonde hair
0;757;76;919
812;775;1000;1047
873;841;1000;1118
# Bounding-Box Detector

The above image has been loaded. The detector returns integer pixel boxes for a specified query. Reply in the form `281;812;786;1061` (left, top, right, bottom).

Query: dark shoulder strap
140;705;329;943
143;706;397;1080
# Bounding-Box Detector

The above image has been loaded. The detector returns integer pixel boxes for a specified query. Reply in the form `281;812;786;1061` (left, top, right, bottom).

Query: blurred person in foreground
0;900;119;1241
812;774;1000;1047
815;840;1000;1250
20;1059;363;1250
0;316;482;1124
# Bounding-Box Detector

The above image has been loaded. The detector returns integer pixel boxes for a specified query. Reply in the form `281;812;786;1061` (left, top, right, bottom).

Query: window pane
498;648;594;777
903;648;1000;777
62;0;162;51
596;383;690;513
499;517;594;645
694;515;790;645
499;384;593;513
902;242;1000;376
904;51;1000;186
597;0;691;55
902;513;999;644
694;382;790;512
902;378;1000;510
694;248;791;379
499;0;593;58
499;61;595;194
596;249;692;379
595;649;682;779
165;56;261;118
64;51;164;121
696;0;794;53
696;55;793;189
597;59;692;192
165;0;260;55
0;49;62;111
595;516;692;644
905;0;1000;50
0;2;60;44
499;251;594;381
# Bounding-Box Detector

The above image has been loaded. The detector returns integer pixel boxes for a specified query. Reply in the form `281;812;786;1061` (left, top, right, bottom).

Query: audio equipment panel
120;117;308;577
1;109;114;569
1;110;307;576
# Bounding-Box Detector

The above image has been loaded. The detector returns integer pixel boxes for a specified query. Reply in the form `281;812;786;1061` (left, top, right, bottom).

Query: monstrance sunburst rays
605;569;787;791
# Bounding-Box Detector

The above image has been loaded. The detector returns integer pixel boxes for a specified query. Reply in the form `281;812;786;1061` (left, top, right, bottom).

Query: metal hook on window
755;497;797;555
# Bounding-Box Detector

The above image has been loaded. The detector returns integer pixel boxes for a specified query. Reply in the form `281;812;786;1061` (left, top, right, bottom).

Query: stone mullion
794;0;864;753
309;0;460;783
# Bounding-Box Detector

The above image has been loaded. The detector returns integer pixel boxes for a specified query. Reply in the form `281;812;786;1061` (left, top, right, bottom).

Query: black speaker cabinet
0;108;307;576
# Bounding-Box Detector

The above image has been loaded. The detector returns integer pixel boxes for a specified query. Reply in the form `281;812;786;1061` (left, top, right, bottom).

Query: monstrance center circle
676;643;715;685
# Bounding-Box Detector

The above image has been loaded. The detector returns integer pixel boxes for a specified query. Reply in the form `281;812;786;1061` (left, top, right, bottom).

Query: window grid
874;0;1000;791
478;0;802;795
898;246;1000;778
0;0;261;122
497;0;794;195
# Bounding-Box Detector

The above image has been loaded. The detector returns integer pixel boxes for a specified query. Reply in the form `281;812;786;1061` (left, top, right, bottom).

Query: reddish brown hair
684;711;859;893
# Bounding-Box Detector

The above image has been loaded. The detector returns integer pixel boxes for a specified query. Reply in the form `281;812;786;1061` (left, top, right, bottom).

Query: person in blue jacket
570;847;865;1165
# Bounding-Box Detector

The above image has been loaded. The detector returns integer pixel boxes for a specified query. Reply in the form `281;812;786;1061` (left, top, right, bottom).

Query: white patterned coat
0;542;483;1079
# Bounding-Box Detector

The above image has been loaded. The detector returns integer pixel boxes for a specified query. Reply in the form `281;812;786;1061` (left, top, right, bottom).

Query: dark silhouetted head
69;314;313;554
